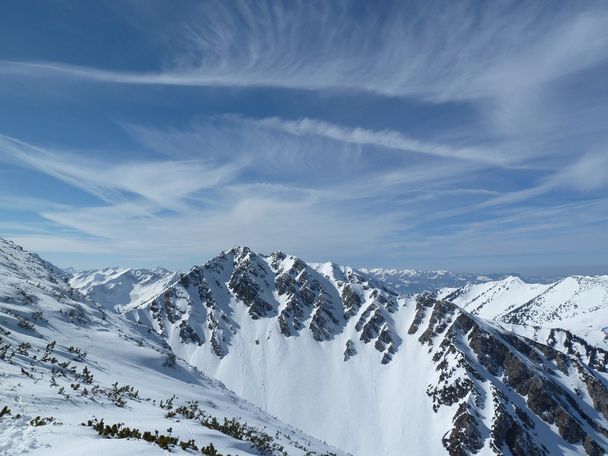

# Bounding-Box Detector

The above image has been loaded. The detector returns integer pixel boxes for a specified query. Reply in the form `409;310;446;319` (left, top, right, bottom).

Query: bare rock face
343;339;357;361
491;404;546;455
228;247;275;320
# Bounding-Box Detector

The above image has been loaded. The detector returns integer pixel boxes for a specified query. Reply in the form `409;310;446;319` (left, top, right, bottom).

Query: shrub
30;416;55;426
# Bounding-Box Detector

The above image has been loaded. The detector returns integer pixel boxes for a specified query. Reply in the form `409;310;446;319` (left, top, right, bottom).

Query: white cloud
250;117;512;166
558;150;608;192
0;134;242;209
475;149;608;209
1;2;606;105
1;106;606;270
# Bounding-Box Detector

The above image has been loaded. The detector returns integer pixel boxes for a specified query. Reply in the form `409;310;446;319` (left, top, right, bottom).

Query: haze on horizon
0;0;607;275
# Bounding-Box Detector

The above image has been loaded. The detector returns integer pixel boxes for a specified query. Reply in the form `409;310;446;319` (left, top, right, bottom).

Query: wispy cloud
0;0;605;183
2;108;607;270
476;149;608;209
0;129;407;266
0;133;242;209
1;1;606;105
382;197;608;270
249;117;512;166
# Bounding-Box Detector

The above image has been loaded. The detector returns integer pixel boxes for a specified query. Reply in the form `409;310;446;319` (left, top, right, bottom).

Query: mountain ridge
0;238;345;456
71;244;608;456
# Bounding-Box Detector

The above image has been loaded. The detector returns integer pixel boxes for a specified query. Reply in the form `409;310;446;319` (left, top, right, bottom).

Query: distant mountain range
360;268;563;295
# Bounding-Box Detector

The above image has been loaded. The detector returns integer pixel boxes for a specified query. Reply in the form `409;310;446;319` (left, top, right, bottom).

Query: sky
0;0;607;274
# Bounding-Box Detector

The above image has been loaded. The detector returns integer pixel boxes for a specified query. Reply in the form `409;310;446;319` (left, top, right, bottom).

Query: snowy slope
440;275;608;327
436;275;608;376
440;275;608;343
69;267;177;312
0;238;345;456
502;275;608;329
362;268;561;295
437;276;553;321
123;246;608;456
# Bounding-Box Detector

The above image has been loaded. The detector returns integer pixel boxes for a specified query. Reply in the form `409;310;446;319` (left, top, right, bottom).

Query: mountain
437;275;608;371
112;246;608;456
360;268;495;294
0;238;344;456
361;268;562;295
439;275;608;340
69;267;178;312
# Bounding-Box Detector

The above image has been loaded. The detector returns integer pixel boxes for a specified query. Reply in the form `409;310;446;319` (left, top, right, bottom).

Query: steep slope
125;246;608;456
0;238;344;456
69;267;177;312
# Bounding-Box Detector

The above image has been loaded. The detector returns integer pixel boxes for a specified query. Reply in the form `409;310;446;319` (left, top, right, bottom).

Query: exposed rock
492;404;546;456
443;403;483;456
584;435;605;456
344;339;357;361
341;285;362;319
408;294;435;335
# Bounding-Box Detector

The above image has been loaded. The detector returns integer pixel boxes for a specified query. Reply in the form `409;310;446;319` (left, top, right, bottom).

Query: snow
173;295;452;456
0;239;345;456
360;267;496;295
103;248;608;456
442;276;552;320
22;241;608;456
107;251;454;456
69;267;177;313
439;274;608;333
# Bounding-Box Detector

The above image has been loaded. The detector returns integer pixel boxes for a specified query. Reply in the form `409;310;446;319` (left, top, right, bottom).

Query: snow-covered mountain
359;268;495;294
361;268;560;295
69;267;177;312
112;246;608;456
439;275;608;338
0;238;345;456
436;275;608;370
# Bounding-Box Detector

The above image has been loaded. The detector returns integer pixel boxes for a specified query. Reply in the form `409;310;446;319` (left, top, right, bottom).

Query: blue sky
0;0;607;274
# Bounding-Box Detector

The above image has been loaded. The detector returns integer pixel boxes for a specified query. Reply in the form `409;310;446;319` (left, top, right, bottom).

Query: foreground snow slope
123;246;608;456
0;238;344;456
